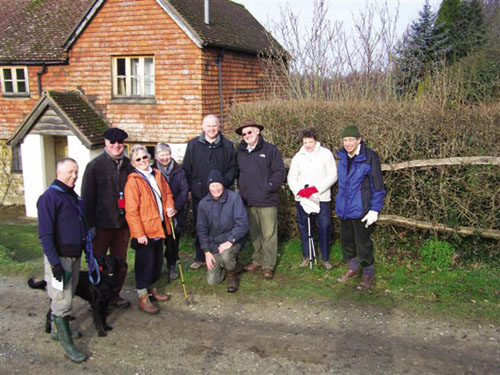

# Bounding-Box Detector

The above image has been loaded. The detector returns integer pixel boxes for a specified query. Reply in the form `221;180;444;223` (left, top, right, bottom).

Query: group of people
36;114;385;363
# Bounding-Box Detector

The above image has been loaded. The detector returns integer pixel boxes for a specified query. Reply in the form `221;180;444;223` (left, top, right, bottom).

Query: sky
233;0;442;40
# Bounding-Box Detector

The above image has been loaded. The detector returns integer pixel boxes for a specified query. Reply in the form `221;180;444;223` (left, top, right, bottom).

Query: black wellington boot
52;315;87;363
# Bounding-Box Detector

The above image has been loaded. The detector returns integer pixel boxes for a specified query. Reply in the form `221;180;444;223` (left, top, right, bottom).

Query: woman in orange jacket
124;145;175;314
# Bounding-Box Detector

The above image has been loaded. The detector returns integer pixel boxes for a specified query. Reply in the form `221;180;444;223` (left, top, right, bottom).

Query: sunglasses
242;130;253;136
135;155;149;162
109;140;124;144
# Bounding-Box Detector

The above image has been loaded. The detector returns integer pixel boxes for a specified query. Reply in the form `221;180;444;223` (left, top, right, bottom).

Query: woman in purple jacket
154;143;189;280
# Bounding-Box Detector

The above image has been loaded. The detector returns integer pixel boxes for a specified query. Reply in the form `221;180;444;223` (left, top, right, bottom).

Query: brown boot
138;294;159;314
244;263;261;272
337;268;361;283
357;274;375;291
227;269;240;293
147;287;170;302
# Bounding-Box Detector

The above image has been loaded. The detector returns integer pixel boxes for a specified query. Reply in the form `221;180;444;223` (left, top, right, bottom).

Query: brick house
0;0;283;216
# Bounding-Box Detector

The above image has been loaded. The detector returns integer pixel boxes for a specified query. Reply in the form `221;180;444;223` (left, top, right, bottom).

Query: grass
1;222;499;324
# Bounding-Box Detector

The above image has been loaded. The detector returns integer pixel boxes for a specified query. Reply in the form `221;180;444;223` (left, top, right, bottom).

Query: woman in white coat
287;127;338;269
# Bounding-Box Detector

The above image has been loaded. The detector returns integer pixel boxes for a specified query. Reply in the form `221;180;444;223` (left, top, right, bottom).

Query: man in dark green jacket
235;119;286;279
81;128;134;307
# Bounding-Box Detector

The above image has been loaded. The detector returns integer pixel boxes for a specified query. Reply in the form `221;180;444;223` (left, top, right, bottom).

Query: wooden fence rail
381;156;500;171
378;215;500;240
283;155;500;239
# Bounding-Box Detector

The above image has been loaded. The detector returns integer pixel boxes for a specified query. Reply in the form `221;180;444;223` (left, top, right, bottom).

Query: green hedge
219;99;499;259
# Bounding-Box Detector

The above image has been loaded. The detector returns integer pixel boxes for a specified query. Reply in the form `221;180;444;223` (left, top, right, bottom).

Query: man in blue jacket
335;125;385;290
37;158;87;363
197;170;248;293
235;119;286;279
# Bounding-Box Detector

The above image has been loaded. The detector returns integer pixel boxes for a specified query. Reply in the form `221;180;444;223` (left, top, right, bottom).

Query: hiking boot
244;263;261;272
147;287;170;302
52;315;87;363
110;295;131;308
189;261;206;270
337;268;361;283
322;261;333;270
138;294;159;314
299;258;310;268
262;268;274;279
168;265;179;280
227;270;240;293
357;274;375;291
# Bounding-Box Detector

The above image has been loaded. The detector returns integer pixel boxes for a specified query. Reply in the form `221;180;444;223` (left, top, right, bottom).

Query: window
112;56;154;98
11;145;22;173
1;66;29;96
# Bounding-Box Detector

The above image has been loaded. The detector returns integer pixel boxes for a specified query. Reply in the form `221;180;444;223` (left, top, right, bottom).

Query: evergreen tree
393;1;447;96
437;0;486;62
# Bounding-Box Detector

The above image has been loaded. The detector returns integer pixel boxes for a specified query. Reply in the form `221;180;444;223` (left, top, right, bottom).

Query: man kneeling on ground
197;170;248;293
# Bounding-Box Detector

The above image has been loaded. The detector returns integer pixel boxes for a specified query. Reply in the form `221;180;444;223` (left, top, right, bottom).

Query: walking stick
307;214;317;269
170;219;189;303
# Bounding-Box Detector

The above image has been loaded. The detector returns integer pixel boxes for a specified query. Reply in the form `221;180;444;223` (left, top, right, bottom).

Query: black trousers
164;232;180;267
339;218;375;267
134;239;164;289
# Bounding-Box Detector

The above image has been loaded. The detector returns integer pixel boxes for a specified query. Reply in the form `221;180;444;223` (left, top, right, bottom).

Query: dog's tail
28;278;47;290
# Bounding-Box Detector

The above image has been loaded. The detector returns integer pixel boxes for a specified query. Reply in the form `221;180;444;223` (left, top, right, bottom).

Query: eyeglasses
242;131;253;136
135;155;149;162
109;140;124;145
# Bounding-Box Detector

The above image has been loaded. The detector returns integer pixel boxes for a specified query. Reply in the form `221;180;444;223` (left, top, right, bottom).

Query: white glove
361;210;378;228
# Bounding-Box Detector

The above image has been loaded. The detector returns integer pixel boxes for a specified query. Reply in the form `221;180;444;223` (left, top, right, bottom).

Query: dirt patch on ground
1;275;499;375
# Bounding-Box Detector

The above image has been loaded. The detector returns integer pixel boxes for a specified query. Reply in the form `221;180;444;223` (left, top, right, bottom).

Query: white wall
67;136;100;195
166;143;187;163
21;134;98;217
21;134;49;217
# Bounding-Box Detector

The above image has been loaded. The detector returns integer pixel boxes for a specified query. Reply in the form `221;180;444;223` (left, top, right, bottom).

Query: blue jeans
296;201;332;261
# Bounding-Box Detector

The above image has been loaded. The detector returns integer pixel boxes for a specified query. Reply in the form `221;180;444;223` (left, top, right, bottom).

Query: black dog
28;254;120;337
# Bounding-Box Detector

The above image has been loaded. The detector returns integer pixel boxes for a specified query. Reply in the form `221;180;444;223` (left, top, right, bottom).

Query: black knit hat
207;169;224;187
103;128;128;143
341;125;361;139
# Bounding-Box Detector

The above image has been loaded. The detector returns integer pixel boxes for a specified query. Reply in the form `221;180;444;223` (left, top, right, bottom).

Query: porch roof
8;90;109;149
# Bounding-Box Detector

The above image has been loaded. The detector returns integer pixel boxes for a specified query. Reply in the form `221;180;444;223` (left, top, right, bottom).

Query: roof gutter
216;51;225;125
37;64;47;97
0;60;66;66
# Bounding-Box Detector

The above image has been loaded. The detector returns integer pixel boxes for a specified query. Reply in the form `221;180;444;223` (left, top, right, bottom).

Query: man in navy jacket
235;119;286;279
197;170;248;293
37;158;87;363
335;125;385;290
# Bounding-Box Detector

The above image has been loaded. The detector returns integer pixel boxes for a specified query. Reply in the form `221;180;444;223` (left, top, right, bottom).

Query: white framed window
112;56;155;98
1;66;29;96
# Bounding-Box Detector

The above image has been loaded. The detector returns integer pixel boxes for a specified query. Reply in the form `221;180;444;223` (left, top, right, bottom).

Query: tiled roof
8;91;109;148
167;0;280;54
0;0;281;64
0;0;94;63
49;91;109;146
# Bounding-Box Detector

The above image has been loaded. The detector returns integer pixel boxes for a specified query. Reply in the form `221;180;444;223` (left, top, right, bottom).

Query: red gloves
297;186;318;199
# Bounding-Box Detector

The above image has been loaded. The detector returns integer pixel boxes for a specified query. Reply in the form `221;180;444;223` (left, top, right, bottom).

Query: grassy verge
1;223;498;324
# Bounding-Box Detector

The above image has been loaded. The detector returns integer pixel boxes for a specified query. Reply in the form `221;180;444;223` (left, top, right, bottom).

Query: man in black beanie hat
196;169;248;293
182;114;238;270
81;127;134;307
